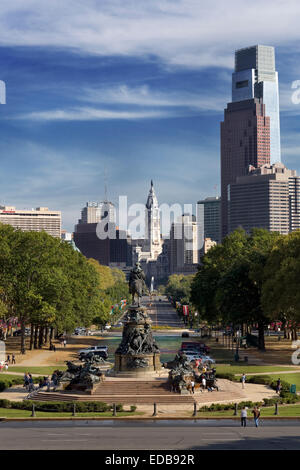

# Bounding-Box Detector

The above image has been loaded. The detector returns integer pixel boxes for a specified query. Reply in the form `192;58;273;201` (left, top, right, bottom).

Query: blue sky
0;0;300;231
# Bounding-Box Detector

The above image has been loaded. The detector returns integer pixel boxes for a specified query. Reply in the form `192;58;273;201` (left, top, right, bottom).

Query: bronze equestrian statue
129;262;147;306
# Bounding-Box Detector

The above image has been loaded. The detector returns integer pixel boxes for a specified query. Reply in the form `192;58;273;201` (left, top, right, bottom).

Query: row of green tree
0;224;128;353
191;228;300;350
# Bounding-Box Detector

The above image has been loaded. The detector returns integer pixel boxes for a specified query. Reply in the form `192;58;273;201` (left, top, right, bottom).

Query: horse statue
129;262;147;306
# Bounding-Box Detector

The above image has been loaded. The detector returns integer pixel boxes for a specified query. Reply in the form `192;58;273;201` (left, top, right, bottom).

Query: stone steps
30;391;195;404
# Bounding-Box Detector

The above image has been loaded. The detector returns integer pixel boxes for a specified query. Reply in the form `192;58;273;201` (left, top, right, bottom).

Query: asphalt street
1;419;300;450
145;297;185;328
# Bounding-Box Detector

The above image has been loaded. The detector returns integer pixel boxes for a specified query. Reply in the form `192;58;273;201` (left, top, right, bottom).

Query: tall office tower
221;98;270;237
229;163;296;235
0;206;61;237
169;214;199;275
197;197;221;244
79;201;116;224
233;45;281;164
289;176;300;232
144;180;162;259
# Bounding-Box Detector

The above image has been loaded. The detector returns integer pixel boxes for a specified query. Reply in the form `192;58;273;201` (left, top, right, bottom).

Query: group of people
0;354;16;372
241;406;261;427
189;366;217;394
23;372;35;392
38;371;59;391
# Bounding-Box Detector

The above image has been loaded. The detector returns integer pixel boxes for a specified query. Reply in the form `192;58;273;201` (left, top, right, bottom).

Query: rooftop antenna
104;168;108;202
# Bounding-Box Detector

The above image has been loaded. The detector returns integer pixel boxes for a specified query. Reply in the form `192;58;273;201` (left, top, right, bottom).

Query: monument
114;262;161;376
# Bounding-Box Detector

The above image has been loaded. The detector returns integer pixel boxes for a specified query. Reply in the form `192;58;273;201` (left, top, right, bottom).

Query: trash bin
244;356;248;362
290;384;296;394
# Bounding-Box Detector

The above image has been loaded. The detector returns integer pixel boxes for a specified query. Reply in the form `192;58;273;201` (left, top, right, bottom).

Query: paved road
144;297;185;328
1;419;300;450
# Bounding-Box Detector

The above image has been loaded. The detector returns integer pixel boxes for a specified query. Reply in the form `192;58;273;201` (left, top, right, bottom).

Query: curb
1;416;300;422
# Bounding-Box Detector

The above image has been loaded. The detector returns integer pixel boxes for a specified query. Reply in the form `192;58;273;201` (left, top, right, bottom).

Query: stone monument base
112;352;161;377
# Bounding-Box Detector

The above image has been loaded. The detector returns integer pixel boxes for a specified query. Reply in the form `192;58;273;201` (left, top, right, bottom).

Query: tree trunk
258;322;265;351
38;325;44;349
44;326;49;345
20;318;26;354
50;327;54;340
29;323;34;350
34;325;39;349
292;328;298;341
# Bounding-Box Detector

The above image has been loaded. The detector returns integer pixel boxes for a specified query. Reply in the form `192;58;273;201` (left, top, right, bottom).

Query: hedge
0;376;42;392
0;399;129;413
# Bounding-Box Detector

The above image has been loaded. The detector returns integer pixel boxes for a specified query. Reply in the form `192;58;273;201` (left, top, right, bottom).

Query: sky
0;0;300;231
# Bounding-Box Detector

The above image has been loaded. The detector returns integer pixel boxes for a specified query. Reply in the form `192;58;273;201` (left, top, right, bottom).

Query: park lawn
0;408;144;418
262;373;300;390
5;366;67;375
215;365;299;375
198;404;300;418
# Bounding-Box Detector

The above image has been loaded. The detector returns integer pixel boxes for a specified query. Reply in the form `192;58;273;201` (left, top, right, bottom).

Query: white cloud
82;84;228;112
16;107;172;121
1;0;300;68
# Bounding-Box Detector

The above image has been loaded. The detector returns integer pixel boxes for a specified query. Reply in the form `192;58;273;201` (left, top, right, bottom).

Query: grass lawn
4;366;67;375
198;404;300;418
215;365;299;375
0;408;144;418
262;373;300;390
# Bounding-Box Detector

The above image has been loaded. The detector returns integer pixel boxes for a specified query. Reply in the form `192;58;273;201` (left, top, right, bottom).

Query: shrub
215;372;237;382
130;405;137;412
116;403;123;412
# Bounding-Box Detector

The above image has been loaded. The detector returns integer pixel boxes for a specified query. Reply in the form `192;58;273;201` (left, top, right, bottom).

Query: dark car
13;328;30;337
181;332;190;338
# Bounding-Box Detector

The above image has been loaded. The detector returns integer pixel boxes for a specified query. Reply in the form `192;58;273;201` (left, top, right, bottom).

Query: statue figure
129;262;147;306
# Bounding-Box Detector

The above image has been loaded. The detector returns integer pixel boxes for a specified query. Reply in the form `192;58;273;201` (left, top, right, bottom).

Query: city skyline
1;2;300;231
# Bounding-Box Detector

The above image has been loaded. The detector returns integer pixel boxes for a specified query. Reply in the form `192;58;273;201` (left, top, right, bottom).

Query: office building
197;197;221;244
0;206;61;237
169;214;199;275
232;45;281;164
73;222;132;268
79;201;116;225
221;98;270;237
289;176;300;232
229;163;297;235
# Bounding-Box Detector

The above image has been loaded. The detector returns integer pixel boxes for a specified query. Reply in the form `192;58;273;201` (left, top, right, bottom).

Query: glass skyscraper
232;45;281;164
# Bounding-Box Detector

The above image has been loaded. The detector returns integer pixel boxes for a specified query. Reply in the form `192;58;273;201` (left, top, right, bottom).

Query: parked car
181;332;190;338
13;328;31;337
78;346;108;360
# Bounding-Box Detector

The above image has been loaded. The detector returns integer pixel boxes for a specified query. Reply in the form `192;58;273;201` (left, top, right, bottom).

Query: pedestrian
190;380;195;394
63;339;67;348
241;406;247;427
6;354;10;364
241;373;246;389
276;378;281;394
4;362;8;372
46;376;51;392
252;406;260;427
201;376;206;391
0;361;4;372
12;354;16;364
28;374;34;392
24;372;30;389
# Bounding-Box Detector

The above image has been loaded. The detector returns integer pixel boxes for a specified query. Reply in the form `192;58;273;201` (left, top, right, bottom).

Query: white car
200;356;216;364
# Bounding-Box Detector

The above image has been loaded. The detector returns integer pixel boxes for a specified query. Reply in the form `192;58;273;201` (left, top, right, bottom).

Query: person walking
241;407;247;427
190;380;195;394
6;354;10;364
276;378;281;394
201;376;206;391
63;339;67;348
24;372;30;389
12;354;16;364
252;406;260;427
241;373;246;389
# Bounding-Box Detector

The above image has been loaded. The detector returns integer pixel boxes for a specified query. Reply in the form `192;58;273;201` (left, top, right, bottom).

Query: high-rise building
169;214;199;274
73;222;132;268
79;201;116;225
221;98;270;237
0;206;61;237
229;163;298;235
197;197;221;244
232;45;281;164
289;176;300;232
